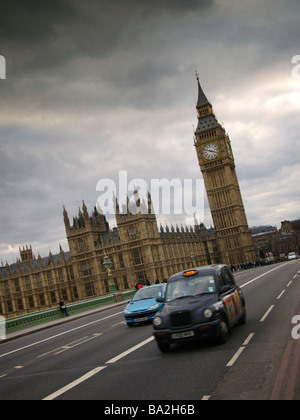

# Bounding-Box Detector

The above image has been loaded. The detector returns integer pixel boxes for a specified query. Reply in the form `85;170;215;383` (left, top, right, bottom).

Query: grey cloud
0;0;299;263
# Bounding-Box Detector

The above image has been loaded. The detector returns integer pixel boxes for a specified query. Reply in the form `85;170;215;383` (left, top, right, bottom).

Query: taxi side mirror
219;285;231;295
156;297;165;303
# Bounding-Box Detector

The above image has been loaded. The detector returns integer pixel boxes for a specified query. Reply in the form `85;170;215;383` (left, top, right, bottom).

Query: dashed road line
43;366;107;400
243;333;255;346
260;305;275;322
227;346;246;367
227;333;255;368
106;336;154;364
277;290;286;300
42;335;155;400
240;262;291;290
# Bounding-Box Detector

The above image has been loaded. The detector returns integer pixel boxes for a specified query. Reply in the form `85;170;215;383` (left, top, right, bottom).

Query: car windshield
166;275;216;302
132;286;164;302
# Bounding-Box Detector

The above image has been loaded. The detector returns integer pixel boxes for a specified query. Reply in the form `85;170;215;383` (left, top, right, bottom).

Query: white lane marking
202;395;211;400
42;366;107;400
260;305;275;322
106;336;154;364
277;290;286;300
54;334;103;356
240;262;290;289
287;281;293;288
0;311;123;359
243;333;255;346
43;335;155;400
37;334;103;357
111;321;126;328
226;333;255;368
227;346;245;367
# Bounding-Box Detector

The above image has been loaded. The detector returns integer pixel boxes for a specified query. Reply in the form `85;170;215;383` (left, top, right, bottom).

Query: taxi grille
171;311;192;328
126;310;157;319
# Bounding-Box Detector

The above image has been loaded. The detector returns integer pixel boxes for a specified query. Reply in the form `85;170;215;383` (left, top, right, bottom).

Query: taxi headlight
153;317;162;326
203;308;213;319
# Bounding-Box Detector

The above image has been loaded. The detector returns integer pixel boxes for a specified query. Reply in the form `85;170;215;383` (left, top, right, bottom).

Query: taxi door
218;267;243;327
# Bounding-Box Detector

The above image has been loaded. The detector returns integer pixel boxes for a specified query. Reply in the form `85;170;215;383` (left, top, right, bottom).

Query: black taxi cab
153;265;246;352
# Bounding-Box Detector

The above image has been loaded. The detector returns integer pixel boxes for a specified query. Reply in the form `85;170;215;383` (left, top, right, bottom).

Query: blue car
124;284;166;327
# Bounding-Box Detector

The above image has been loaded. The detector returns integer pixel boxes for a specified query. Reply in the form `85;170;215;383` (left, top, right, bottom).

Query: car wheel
217;318;228;345
157;342;171;353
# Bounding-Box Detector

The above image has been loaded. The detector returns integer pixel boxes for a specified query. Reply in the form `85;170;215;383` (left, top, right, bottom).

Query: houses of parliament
0;78;257;318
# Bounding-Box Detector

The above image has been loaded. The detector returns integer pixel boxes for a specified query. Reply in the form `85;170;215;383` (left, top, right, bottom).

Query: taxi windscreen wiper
172;295;194;301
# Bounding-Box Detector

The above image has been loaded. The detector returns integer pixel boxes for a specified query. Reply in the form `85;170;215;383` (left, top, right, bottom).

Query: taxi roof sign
182;270;198;277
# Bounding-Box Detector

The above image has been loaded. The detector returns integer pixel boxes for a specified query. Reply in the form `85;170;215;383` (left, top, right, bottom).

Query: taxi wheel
239;307;247;325
217;318;229;345
157;342;171;353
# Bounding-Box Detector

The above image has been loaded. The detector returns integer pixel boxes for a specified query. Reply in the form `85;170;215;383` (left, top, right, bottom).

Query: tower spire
195;70;210;108
194;74;220;135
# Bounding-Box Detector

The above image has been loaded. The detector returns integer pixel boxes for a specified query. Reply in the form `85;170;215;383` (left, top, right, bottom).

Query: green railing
4;290;136;335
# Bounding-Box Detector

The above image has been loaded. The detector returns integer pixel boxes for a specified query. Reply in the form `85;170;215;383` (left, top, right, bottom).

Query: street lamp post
103;256;116;294
190;252;196;267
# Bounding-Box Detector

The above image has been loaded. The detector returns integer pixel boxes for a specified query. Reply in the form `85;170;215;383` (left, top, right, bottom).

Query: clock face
203;143;219;160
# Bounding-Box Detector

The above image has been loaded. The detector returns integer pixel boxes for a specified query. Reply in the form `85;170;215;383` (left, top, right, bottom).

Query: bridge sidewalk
1;300;127;344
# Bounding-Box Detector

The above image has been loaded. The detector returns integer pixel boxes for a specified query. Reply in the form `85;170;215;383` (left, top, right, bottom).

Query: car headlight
124;309;131;314
203;308;213;319
148;303;159;311
153;317;162;326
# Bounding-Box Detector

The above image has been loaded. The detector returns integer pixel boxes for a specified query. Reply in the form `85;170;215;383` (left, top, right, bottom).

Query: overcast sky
0;0;299;264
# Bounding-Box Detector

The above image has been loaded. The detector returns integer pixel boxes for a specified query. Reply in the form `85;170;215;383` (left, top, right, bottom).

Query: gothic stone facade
0;200;219;318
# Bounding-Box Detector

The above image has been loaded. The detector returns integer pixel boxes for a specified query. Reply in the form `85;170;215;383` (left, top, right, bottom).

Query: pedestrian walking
59;298;69;317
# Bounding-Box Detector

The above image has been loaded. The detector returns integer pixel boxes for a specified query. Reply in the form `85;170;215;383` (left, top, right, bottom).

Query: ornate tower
193;75;257;265
114;190;163;284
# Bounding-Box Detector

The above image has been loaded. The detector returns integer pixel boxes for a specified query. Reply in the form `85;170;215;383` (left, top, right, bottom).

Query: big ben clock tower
194;74;257;266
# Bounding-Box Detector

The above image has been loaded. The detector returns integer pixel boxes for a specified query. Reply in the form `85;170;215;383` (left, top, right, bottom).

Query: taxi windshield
166;275;216;302
132;286;164;302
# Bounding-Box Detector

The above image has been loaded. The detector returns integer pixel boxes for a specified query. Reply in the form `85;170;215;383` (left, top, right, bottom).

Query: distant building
0;199;219;318
252;221;299;260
